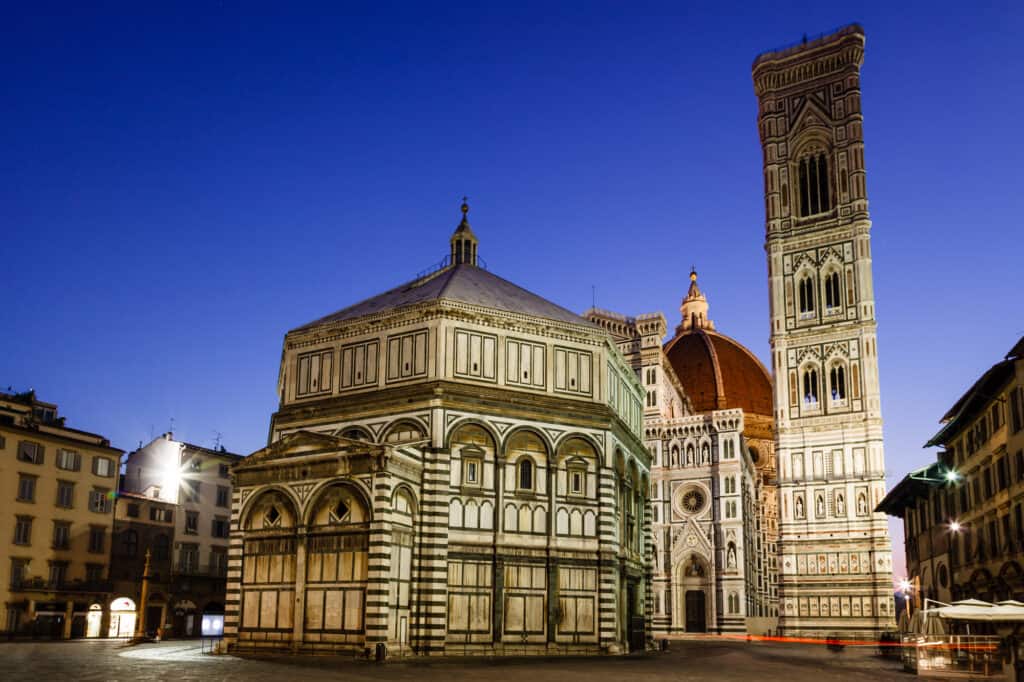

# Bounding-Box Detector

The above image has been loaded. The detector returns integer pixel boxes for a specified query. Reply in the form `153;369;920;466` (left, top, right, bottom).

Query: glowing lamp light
945;470;961;483
898;578;912;593
949;521;962;533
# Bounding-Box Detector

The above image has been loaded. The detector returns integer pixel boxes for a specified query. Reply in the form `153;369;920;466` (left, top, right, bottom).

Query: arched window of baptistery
507;431;547;495
451;423;495;489
243;490;298;531
308;485;369;527
340;426;372;442
558;437;596;498
383;421;426;444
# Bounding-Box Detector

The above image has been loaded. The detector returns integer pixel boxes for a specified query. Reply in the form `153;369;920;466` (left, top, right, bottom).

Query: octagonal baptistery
224;203;652;658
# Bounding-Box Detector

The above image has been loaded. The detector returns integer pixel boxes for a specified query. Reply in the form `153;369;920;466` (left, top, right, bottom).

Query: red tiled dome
664;328;773;417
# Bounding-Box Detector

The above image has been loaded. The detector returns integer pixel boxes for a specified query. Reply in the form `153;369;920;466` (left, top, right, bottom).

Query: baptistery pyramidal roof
292;201;595;332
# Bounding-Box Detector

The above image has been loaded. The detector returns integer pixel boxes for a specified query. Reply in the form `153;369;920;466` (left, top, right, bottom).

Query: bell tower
752;25;892;636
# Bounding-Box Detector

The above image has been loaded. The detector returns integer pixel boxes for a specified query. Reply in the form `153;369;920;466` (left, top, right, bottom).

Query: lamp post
133;549;152;642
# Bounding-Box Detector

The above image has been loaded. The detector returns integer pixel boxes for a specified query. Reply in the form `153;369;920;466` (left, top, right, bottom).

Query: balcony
174;562;228;578
10;578;112;593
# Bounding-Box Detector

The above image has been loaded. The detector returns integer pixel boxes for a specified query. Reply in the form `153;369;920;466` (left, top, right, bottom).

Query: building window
17;441;44;465
992;403;1003;431
803;368;819;405
52;522;71;550
85;564;104;583
188;457;202;472
830;365;847;401
88;527;105;553
216;486;230;508
798;276;815;316
92;457;115;478
179;545;199;574
48;561;68;587
185;511;198;535
463;457;481;486
122;529;138;557
517;458;534;491
824;271;841;311
153;533;169;561
184;480;200;503
210;549;228;577
9;558;28;588
56;449;81;471
13;516;32;545
798;152;831;217
569;468;585;496
218;463;230;478
88;488;111;513
55;480;75;509
16;474;36;502
150;507;172;523
1010;388;1024;434
126;503;139;518
211;517;230;539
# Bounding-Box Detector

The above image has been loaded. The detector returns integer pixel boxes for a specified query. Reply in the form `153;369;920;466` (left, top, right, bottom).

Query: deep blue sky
3;2;1023;578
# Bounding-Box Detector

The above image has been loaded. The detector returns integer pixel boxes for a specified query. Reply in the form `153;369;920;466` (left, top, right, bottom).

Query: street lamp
949;520;962;533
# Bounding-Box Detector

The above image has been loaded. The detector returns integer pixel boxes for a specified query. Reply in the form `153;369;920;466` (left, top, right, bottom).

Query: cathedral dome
664;329;773;416
663;270;772;417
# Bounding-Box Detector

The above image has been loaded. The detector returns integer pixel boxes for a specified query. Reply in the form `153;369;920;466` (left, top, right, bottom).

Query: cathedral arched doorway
674;553;711;633
685;591;706;633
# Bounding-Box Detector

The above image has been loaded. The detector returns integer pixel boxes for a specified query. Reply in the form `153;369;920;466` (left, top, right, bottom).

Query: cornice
285;299;604;351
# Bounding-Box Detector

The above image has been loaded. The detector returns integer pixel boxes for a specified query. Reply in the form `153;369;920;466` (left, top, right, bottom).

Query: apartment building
879;336;1024;604
0;391;122;638
122;433;242;636
109;491;176;637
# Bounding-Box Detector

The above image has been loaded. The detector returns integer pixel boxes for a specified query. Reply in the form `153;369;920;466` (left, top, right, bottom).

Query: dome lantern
450;197;479;266
679;267;714;332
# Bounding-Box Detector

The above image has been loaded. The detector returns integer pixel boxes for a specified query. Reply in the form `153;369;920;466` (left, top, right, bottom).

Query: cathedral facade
753;24;894;635
223;205;653;656
588;272;778;635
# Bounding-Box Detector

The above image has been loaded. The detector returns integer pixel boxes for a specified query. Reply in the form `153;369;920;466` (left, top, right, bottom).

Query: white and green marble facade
223;270;653;657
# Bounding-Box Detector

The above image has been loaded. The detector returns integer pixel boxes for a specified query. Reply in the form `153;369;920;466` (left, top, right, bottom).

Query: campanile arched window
798;152;831;217
824;271;841;310
798;275;815;316
830;364;846;401
803;367;819;404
